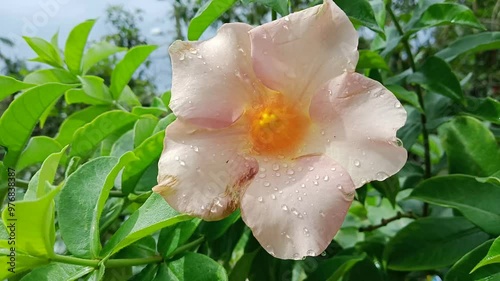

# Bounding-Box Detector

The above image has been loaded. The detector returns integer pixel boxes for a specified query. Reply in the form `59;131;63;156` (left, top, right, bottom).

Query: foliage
0;0;499;280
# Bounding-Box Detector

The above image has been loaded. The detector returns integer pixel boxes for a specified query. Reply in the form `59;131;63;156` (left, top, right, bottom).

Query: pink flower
154;0;407;259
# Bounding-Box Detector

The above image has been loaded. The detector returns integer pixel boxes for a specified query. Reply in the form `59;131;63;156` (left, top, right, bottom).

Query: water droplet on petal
272;163;280;171
315;175;320;180
271;194;276;200
337;184;343;190
304;227;310;237
291;208;299;216
284;16;290;21
307;250;316;256
210;206;217;213
275;172;281;177
189;48;197;54
281;204;288;211
193;146;199;152
293;253;300;259
258;173;266;178
308;166;314;171
321;251;327;256
301;183;306;188
179;53;185;61
394;101;402;108
263;182;270;187
319;210;326;217
258;196;263;202
287;169;294;175
323;176;329;181
376;172;389;181
180;160;186;166
321;130;325;135
313;180;319;186
175;156;179;161
354;159;361;167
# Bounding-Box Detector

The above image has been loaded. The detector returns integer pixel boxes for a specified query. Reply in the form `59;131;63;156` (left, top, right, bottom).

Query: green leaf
252;0;288;16
0;83;75;167
406;3;485;34
130;264;158;281
335;0;382;34
24;146;67;200
20;263;94;281
23;37;63;68
200;210;240;241
121;130;164;194
408;56;464;103
228;250;258;281
158;219;201;257
187;0;237;40
436;32;500;62
0;254;47;280
58;153;136;258
65;19;96;74
445;240;500;281
82;41;127;74
65;89;111;105
464;97;500;125
100;193;191;257
109;45;157;99
69;110;140;158
23;69;79;85
16;136;63;171
305;253;365;281
386;84;422;112
438;116;500;177
344;258;384;281
110;130;134;158
384;217;489;271
54;106;111;146
134;118;158;147
370;175;400;207
80;76;113;101
164;252;228;281
473;236;500;271
412;175;500;235
154;113;176;134
2;186;61;257
357;50;389;70
131;106;169;117
0;76;34;102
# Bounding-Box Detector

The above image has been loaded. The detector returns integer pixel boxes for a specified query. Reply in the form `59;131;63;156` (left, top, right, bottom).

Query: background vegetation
0;0;499;280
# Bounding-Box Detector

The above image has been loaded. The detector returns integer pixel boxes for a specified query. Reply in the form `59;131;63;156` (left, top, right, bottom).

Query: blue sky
0;0;178;91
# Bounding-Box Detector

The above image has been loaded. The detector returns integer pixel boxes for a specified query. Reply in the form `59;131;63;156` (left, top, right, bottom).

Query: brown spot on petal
223;164;258;211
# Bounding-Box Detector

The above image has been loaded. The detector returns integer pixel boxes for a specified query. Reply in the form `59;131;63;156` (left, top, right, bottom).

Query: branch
359;211;418;232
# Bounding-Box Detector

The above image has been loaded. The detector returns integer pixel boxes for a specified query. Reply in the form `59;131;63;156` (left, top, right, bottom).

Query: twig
359;211;418;232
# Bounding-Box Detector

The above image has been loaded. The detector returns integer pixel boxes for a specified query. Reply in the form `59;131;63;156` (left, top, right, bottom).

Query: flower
154;0;407;260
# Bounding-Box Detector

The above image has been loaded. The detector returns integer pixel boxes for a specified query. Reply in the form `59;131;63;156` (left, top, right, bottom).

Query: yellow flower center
247;93;310;156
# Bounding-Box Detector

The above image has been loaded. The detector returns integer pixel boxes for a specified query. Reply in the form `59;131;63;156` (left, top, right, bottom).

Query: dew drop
179;160;186;166
179;53;185;61
210;206;217;213
301;183;306;188
304;227;310;237
293;253;300;259
291;208;299;216
394;101;402;108
376;172;389;181
298;196;302;201
295;189;299;193
315;175;320;180
260;167;266;172
258;196;263;202
308;166;314;171
284;16;290;21
354;159;361;167
258;173;266;178
271;194;276;200
323;175;329;181
281;204;288;211
272;163;280;171
313;180;319;186
321;130;325;135
189;48;197;54
330;167;336;171
321;251;327;256
275;172;281;177
174;156;179;161
337;184;343;190
279;190;283;194
307;250;315;255
319;210;326;217
263;182;270;187
287;169;294;175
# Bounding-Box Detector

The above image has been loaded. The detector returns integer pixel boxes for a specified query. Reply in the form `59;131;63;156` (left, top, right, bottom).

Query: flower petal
169;23;257;129
305;72;407;188
249;0;358;101
153;120;258;221
240;155;355;260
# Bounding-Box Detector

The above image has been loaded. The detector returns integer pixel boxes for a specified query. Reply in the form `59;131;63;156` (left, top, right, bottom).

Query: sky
0;0;178;91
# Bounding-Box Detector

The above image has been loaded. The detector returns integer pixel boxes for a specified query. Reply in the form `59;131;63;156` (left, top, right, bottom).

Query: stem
109;190;126;197
167;236;205;259
359;212;418;232
51;254;99;267
16;179;29;189
387;4;432;215
106;256;163;268
51;254;163;268
271;10;277;21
